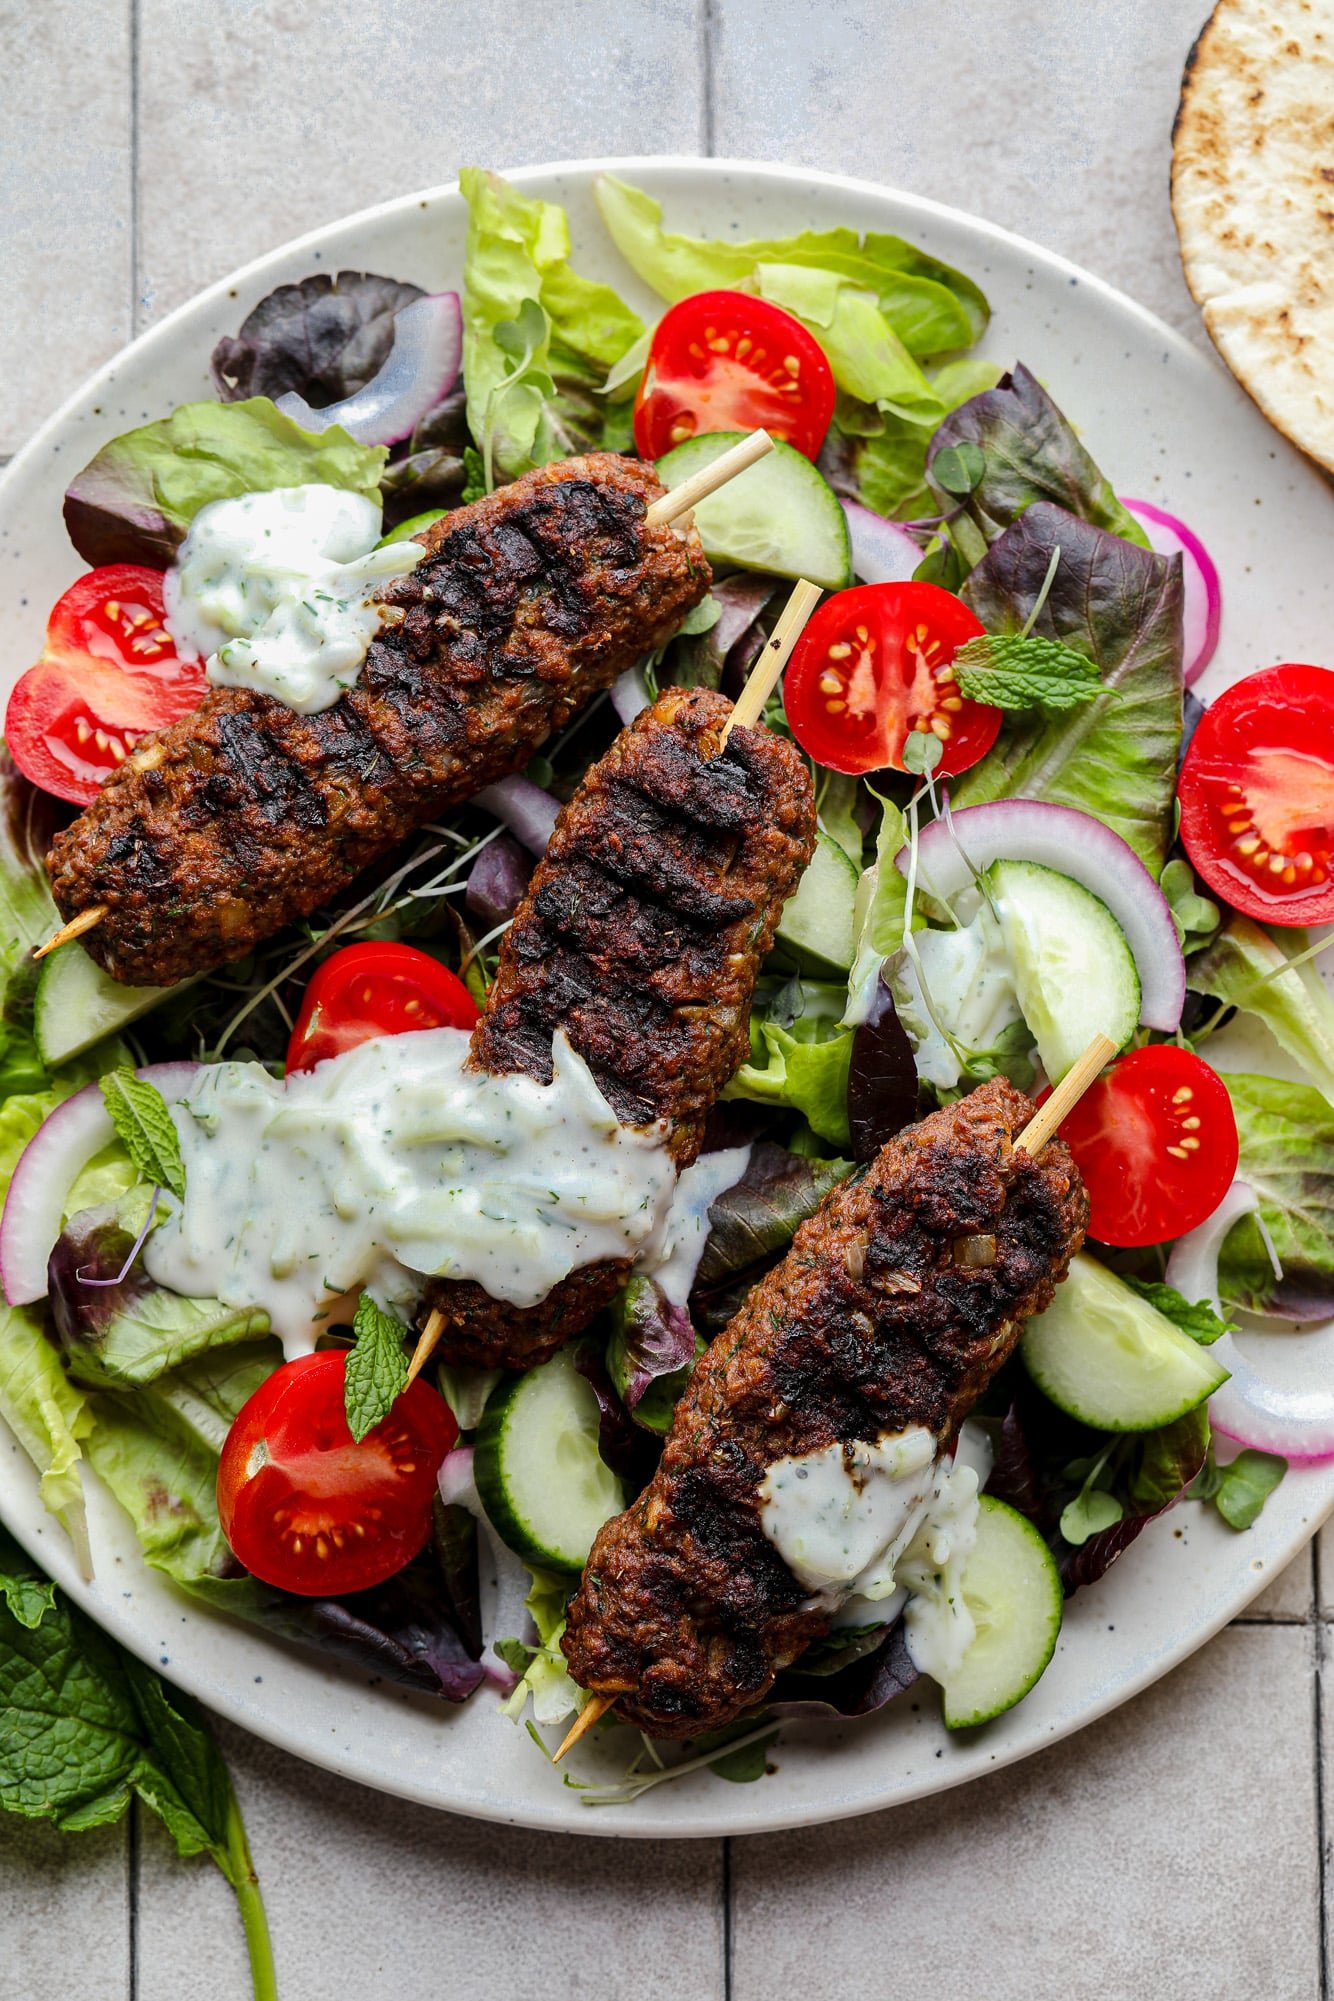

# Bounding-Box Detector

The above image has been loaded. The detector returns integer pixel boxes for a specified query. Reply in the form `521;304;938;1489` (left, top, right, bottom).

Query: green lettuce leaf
593;173;989;356
1218;1072;1334;1319
1191;917;1334;1104
925;363;1149;549
0;1304;93;1577
843;796;911;1025
954;502;1184;874
498;1567;577;1728
63;398;388;569
724;1012;854;1147
824;359;1003;521
1121;1278;1232;1345
459;167;644;480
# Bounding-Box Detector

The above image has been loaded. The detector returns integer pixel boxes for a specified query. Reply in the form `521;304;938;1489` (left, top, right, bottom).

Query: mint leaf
99;1069;186;1201
345;1293;410;1443
0;1534;56;1631
953;632;1104;714
1122;1277;1233;1346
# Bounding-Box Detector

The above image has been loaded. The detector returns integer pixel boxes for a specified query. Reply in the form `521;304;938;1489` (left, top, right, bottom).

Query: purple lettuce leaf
211;270;425;407
573;1341;660;1487
605;1277;700;1435
848;970;919;1162
770;1617;920;1718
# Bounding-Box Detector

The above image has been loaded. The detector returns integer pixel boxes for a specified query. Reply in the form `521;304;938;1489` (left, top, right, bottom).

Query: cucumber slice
34;946;184;1068
654;432;852;590
777;830;858;973
473;1347;627;1572
941;1496;1063;1729
991;858;1139;1082
1021;1252;1229;1432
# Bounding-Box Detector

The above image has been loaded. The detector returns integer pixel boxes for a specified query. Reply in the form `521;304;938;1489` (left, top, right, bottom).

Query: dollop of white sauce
163;484;418;713
143;1028;676;1358
892;906;1021;1090
650;1144;752;1307
757;1426;981;1684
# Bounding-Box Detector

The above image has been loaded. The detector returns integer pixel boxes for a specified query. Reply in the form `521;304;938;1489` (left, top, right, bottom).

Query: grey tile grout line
127;1796;140;2001
129;0;142;337
699;0;717;157
722;1834;734;2001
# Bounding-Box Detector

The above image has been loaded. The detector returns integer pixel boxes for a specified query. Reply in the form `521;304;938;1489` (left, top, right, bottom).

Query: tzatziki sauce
163;484;418;713
144;1028;677;1357
757;1425;982;1683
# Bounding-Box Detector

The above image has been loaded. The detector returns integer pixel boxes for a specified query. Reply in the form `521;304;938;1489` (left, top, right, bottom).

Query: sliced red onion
437;1443;478;1512
0;1062;199;1307
841;500;924;585
472;775;560;857
611;662;653;726
276;294;462;447
904;798;1186;1030
1120;498;1221;687
1168;1181;1334;1460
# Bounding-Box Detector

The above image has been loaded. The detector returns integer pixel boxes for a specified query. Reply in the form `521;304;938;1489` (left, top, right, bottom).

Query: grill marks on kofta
561;1080;1088;1737
424;686;817;1368
46;456;709;987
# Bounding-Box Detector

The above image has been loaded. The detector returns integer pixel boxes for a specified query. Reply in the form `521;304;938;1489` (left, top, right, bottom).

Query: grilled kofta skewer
424;683;817;1371
561;1078;1088;1739
46;454;709;988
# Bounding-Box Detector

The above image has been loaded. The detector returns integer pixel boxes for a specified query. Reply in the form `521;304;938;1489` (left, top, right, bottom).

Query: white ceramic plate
2;158;1332;1839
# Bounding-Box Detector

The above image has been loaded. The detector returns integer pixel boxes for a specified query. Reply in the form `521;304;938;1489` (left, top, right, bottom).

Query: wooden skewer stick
553;1692;615;1762
405;1307;447;1386
33;904;108;961
718;576;823;749
556;1034;1116;1762
644;428;774;529
1015;1033;1117;1157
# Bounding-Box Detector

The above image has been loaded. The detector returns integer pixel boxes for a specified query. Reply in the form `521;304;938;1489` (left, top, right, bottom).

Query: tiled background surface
1;3;1328;1995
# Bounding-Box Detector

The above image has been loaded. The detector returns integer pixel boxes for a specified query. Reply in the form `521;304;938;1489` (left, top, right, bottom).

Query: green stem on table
224;1791;279;2001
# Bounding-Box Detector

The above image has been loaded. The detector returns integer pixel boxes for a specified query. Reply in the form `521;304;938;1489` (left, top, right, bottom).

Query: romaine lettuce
459;168;644;481
593;174;989;357
953;502;1184;875
1217;1072;1334;1320
63;398;388;569
1191;917;1334;1105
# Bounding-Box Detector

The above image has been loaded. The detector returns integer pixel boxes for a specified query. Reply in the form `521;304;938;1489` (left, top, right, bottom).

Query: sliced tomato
633;290;836;461
217;1351;457;1596
6;565;207;806
286;941;480;1073
783;581;1001;777
1041;1045;1239;1249
1178;663;1334;927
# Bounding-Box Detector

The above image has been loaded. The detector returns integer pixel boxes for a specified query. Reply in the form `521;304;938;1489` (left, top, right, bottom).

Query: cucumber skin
941;1497;1063;1730
473;1359;626;1573
34;947;181;1068
1021;1254;1228;1433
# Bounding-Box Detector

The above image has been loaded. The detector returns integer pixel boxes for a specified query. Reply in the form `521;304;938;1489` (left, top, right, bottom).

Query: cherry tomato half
1042;1045;1239;1249
633;290;836;461
218;1351;457;1596
5;565;208;805
286;941;480;1074
1177;663;1334;928
782;581;1001;777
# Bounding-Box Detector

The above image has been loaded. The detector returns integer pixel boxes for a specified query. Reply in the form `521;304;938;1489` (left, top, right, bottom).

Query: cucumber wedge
991;858;1139;1082
34;945;184;1068
941;1496;1063;1729
777;830;858;973
1021;1252;1229;1432
655;432;852;590
474;1347;627;1572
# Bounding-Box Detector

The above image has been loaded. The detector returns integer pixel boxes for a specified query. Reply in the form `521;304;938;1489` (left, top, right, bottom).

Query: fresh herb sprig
100;1069;187;1200
344;1293;411;1441
0;1528;276;1999
953;632;1104;714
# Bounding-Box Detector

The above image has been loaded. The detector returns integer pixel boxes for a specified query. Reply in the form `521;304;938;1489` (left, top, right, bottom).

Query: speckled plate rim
2;155;1332;1838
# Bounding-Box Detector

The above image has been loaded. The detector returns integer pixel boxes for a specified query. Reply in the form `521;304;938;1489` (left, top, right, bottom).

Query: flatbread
1171;0;1334;472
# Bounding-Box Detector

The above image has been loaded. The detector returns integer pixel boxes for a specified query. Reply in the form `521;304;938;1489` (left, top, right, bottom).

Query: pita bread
1171;0;1334;472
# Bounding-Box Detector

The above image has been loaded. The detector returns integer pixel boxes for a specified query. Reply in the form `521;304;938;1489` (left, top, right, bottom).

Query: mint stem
224;1791;279;2001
